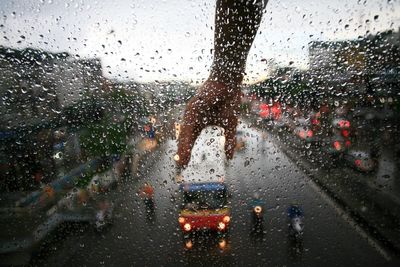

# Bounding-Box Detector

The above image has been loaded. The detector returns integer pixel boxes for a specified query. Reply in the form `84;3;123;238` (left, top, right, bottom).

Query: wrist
208;68;244;86
209;54;246;85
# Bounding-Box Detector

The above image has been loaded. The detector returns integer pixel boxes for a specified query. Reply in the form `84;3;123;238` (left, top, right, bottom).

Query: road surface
34;123;396;266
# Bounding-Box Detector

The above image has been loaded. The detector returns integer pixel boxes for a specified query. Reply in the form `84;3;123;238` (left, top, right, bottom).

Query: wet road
37;123;395;266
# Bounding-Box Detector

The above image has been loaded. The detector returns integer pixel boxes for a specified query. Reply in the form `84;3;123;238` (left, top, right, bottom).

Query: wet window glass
0;0;399;266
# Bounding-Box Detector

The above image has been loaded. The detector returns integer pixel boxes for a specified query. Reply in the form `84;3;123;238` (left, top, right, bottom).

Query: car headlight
218;239;227;250
217;222;226;231
185;240;193;249
254;206;262;214
183;223;191;231
223;215;230;223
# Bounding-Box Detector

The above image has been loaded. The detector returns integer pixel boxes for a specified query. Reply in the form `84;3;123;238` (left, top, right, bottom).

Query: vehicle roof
179;182;227;193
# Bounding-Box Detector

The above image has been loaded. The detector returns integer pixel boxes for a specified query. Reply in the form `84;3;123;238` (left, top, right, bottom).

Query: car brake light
307;130;313;137
341;129;349;138
311;119;320;125
338;120;350;128
178;217;185;224
299;131;305;139
345;140;351;147
333;141;341;151
355;159;362;166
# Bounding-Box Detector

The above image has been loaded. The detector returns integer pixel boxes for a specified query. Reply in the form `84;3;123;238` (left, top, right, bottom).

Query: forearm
209;0;265;85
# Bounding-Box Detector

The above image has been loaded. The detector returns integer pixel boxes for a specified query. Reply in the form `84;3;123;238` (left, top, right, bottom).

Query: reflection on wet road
39;123;392;266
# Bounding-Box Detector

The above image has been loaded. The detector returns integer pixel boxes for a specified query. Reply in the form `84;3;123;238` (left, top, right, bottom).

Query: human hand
175;80;242;169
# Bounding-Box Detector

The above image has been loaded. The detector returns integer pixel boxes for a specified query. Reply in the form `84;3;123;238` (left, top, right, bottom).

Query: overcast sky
1;0;399;83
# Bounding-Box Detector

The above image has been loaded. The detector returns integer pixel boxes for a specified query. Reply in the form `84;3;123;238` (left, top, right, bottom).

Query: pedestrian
139;182;154;200
139;182;155;221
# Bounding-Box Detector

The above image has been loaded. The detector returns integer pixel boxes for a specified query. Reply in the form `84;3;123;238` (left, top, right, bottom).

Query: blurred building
0;46;103;125
0;46;103;191
51;57;102;108
308;29;400;97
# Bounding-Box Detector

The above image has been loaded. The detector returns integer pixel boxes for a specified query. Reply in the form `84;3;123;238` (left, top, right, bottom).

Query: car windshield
183;189;227;210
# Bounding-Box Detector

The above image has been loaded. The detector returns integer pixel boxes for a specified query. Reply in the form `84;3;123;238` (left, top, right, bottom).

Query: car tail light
307;130;313;137
355;159;362;167
299;131;305;139
338;120;350;128
341;129;349;138
223;215;231;223
217;222;226;231
311;118;320;125
183;223;191;231
178;217;185;224
333;141;341;151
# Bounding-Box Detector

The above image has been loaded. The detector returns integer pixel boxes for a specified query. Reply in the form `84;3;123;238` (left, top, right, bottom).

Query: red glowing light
333;141;341;151
338;120;350;128
311;119;320;125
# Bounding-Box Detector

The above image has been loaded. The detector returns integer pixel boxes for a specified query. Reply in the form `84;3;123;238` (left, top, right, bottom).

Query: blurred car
293;117;315;142
321;116;352;157
273;114;291;130
259;101;282;127
178;182;231;233
332;118;351;130
178;182;231;251
325;134;351;155
235;130;246;151
343;150;376;172
294;126;315;143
